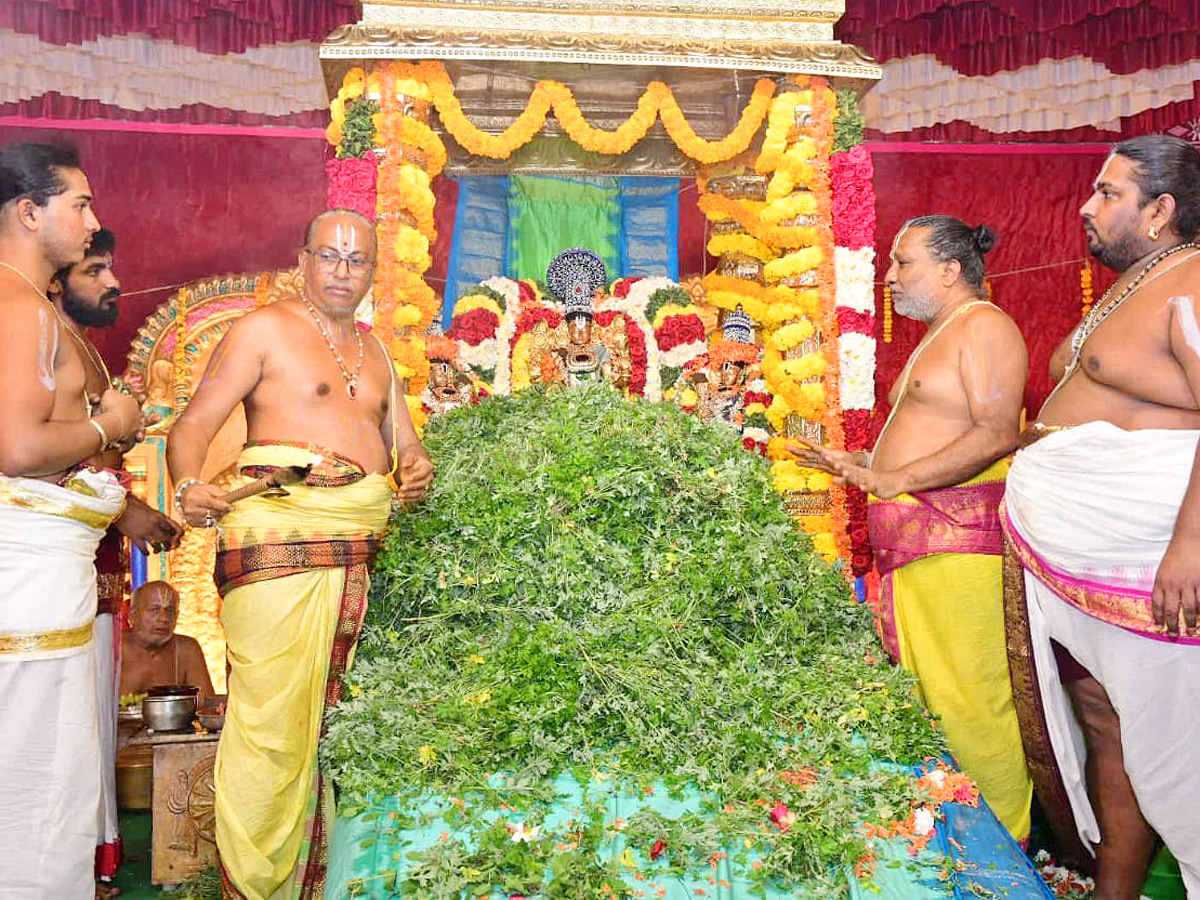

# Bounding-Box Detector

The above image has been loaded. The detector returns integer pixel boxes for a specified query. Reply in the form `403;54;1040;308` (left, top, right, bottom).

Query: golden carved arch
121;267;305;693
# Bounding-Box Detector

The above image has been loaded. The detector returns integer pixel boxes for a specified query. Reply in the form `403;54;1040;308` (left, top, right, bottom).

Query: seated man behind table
789;215;1033;842
166;209;434;900
120;580;214;703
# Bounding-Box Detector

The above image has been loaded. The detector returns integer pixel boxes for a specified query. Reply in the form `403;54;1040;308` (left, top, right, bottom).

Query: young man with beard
47;227;183;893
788;215;1033;842
1004;135;1200;899
0;142;147;897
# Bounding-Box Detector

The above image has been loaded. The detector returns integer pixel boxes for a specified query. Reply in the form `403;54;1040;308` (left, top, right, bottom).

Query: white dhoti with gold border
0;471;126;899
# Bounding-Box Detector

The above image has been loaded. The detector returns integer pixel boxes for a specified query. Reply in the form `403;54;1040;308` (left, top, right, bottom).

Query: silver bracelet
87;417;110;451
173;477;204;511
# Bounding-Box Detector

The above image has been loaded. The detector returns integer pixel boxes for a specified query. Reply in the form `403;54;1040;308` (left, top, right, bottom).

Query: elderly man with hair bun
789;215;1034;843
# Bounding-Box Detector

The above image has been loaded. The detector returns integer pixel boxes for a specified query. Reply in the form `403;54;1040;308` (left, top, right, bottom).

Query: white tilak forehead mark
37;306;56;390
1169;295;1200;357
334;222;358;254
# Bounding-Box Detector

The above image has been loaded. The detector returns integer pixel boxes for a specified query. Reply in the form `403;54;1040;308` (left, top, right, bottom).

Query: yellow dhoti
868;460;1032;842
213;444;392;900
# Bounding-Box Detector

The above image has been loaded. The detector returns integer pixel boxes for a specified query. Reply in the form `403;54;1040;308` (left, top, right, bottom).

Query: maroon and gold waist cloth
867;457;1009;575
214;442;393;597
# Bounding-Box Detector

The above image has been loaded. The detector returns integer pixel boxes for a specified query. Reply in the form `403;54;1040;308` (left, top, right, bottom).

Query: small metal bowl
197;693;228;733
142;693;197;732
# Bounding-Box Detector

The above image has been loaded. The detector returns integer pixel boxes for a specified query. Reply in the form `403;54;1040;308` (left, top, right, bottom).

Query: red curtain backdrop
0;0;359;53
838;0;1200;76
869;146;1113;440
0;124;330;369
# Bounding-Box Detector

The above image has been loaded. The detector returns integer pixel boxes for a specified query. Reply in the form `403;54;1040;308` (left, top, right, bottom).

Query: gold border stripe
0;623;93;655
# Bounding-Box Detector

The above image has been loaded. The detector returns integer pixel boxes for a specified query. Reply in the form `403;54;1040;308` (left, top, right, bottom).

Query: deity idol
688;309;761;428
422;334;478;416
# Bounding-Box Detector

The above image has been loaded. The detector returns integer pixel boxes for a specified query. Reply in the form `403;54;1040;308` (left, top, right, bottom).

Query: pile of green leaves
321;388;943;897
338;97;380;159
833;89;865;155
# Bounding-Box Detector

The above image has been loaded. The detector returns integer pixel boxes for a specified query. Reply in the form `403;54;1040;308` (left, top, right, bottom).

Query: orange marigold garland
1080;259;1094;316
372;62;447;397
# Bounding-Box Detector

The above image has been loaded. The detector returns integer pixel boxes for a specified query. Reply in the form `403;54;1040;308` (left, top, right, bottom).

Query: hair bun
974;224;996;254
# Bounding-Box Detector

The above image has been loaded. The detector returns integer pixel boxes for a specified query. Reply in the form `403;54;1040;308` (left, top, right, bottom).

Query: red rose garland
325;156;379;222
447;307;501;346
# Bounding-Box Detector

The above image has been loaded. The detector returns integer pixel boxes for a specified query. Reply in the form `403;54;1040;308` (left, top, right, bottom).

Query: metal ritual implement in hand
222;464;312;503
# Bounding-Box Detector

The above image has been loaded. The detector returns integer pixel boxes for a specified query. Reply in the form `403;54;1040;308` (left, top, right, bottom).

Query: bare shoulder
964;302;1025;346
0;289;54;332
176;633;207;658
227;300;298;336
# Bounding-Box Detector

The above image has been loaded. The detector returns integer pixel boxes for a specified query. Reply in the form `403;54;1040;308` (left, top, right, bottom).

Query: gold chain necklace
63;326;113;408
298;295;365;398
1069;242;1199;362
0;259;49;301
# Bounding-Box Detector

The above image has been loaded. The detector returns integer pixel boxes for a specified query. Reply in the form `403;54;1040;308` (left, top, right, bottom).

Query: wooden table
125;727;220;884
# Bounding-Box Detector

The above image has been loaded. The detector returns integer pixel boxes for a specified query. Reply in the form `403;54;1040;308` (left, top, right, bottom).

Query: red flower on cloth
325;156;379;222
447;307;500;346
654;313;706;352
650;839;666;861
769;802;797;832
831;145;876;250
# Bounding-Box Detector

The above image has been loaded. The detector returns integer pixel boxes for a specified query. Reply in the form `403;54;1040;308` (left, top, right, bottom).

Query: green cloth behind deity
506;175;621;285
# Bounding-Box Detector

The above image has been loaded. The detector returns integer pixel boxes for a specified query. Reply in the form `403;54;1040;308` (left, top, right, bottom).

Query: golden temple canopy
319;0;879;86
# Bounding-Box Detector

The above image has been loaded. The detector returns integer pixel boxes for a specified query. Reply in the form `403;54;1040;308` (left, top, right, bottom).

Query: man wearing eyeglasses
166;208;434;900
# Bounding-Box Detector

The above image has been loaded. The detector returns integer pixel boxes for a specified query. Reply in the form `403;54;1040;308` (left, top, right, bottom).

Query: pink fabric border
1002;503;1200;646
0;115;327;139
868;141;1109;155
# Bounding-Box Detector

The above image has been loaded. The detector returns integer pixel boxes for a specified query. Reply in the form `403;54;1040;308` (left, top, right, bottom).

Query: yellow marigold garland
453;293;504;319
698;193;821;249
763;247;825;283
418;59;774;164
706;233;778;264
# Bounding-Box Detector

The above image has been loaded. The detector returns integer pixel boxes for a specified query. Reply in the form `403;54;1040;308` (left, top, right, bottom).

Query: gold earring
1149;225;1160;240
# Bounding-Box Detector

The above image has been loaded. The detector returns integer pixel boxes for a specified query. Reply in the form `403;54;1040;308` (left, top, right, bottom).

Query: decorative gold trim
360;7;833;42
1002;537;1094;873
319;26;880;80
363;0;845;20
0;623;92;655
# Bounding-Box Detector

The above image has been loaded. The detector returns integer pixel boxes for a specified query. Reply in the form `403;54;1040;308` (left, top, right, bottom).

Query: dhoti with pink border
1004;421;1200;892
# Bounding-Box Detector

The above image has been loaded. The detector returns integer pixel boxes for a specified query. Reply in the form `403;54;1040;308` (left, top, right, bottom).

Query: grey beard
893;292;940;323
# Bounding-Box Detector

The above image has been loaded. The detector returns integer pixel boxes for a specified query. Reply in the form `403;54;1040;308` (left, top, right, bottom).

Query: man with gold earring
1007;134;1200;899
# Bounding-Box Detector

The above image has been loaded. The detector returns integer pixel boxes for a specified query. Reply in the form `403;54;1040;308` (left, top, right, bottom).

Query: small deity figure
560;298;609;387
142;358;176;432
422;335;477;416
688;309;760;428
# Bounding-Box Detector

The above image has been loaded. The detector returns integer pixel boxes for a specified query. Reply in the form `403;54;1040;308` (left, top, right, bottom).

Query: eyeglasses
304;248;375;276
